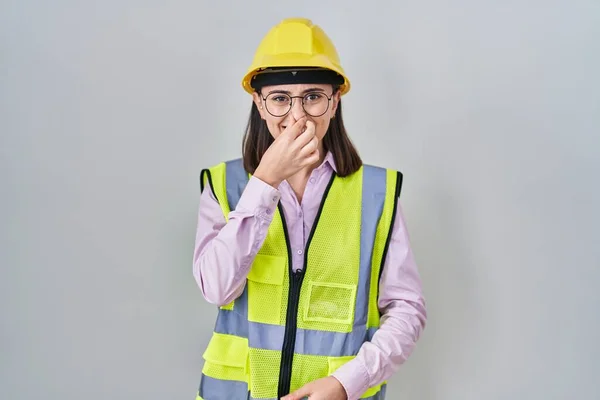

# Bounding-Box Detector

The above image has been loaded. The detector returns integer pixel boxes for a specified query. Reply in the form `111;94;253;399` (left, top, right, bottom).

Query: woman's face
252;83;341;141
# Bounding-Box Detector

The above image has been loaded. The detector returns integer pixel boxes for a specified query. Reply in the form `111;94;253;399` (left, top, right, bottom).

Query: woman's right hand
253;116;320;188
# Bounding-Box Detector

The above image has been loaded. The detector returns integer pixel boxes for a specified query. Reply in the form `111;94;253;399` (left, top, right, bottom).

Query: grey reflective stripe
215;299;248;338
225;158;248;210
355;165;387;326
248;317;282;348
216;308;379;357
293;325;373;356
222;158;249;318
199;374;248;400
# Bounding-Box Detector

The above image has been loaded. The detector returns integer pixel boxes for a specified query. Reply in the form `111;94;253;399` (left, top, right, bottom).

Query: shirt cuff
331;359;371;400
235;175;281;219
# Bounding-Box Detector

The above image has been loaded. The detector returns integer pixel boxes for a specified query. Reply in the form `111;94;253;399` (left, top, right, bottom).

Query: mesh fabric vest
196;159;402;400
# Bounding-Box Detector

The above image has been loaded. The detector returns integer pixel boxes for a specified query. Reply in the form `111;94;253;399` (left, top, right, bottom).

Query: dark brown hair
241;92;363;177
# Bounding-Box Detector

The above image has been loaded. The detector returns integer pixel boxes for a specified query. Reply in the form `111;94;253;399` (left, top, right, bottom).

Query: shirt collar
319;150;338;174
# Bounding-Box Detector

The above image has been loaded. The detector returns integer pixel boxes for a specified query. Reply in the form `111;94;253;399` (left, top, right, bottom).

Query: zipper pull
293;269;303;280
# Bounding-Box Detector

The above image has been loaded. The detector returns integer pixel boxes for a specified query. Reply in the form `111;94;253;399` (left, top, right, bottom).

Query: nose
289;96;307;120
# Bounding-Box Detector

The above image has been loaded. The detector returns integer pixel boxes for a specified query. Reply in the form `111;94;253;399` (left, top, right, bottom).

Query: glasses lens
265;93;291;117
302;92;329;117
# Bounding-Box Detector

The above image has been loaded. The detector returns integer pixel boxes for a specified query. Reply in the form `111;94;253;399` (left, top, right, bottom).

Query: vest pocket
247;253;286;325
202;333;249;383
303;281;357;325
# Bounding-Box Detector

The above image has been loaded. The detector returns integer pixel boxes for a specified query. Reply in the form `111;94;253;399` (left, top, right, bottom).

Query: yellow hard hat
242;18;351;95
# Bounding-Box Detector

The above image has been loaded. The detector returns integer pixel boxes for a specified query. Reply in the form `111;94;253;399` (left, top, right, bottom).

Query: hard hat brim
242;54;350;95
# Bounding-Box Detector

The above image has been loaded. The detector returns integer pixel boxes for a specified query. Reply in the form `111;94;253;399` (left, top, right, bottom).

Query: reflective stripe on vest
198;159;401;400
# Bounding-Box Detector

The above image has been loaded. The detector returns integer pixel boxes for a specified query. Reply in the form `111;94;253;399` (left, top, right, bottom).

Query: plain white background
1;1;599;399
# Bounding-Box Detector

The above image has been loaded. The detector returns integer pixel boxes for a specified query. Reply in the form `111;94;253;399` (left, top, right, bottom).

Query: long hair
241;96;362;177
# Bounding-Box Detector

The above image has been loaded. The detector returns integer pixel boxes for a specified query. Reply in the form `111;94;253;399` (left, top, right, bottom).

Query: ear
330;90;341;117
252;92;267;120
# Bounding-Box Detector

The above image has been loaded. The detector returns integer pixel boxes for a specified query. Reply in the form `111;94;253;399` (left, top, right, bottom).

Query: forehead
261;83;332;94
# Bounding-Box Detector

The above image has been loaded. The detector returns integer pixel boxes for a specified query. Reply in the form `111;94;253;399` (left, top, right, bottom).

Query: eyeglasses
261;91;333;117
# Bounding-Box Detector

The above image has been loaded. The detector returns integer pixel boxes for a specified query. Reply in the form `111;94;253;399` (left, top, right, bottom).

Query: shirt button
309;178;315;184
272;196;278;202
265;208;271;214
297;249;303;255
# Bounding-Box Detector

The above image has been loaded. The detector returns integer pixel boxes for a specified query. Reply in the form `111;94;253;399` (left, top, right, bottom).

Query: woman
193;18;426;400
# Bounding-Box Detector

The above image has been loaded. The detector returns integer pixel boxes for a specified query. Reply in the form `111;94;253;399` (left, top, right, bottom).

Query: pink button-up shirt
193;151;427;400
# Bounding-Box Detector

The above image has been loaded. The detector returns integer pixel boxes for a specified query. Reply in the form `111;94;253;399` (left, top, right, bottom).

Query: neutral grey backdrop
2;1;599;399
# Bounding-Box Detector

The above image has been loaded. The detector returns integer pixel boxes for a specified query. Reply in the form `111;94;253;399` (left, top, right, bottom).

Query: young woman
193;18;427;400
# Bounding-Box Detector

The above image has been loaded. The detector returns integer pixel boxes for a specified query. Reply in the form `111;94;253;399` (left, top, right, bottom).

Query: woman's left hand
280;376;348;400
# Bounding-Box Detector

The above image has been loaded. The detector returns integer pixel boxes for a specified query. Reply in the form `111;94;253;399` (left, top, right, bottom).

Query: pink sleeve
193;176;281;306
332;202;427;400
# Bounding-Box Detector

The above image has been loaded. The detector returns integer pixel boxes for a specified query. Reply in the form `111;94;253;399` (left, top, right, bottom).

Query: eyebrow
266;87;326;95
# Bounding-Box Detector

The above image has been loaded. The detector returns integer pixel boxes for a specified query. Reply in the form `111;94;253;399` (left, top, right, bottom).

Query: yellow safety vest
196;159;402;400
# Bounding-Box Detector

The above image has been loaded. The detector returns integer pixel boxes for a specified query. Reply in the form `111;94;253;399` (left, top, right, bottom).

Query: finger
294;119;316;147
299;136;319;157
300;148;320;167
282;116;308;139
281;384;312;400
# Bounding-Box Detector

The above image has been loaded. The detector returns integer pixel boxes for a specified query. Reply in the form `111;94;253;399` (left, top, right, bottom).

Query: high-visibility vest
196;159;402;400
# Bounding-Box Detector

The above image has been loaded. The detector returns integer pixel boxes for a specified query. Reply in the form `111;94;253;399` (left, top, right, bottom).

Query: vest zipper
277;268;304;398
276;173;336;399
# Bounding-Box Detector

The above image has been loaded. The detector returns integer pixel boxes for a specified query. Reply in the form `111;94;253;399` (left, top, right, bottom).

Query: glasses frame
260;91;334;118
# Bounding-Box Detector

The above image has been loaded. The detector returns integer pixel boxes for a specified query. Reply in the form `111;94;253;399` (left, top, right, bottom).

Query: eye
271;95;289;103
305;92;325;102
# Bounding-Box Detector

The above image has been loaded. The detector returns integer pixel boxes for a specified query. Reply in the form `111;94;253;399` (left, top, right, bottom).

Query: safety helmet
241;18;351;95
